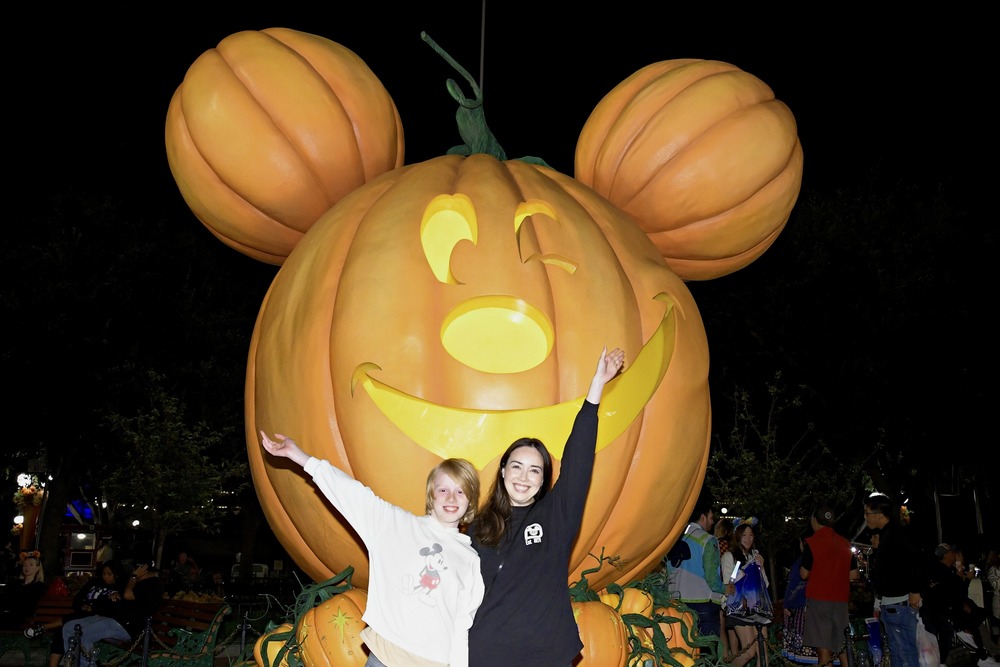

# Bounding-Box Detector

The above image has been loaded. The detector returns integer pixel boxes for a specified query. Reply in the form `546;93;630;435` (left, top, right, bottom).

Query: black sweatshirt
468;400;598;667
868;522;926;599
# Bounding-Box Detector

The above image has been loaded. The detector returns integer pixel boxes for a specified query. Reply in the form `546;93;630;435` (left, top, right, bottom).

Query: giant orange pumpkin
575;59;803;281
247;152;711;591
165;28;404;265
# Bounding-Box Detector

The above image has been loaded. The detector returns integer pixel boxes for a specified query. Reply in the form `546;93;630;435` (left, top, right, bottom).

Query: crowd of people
660;492;1000;667
0;540;208;667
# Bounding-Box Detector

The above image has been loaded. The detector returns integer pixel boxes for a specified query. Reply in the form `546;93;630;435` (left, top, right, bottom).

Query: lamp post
13;473;45;551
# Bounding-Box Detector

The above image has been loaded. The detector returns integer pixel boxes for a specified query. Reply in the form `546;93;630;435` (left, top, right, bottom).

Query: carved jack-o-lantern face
247;153;710;590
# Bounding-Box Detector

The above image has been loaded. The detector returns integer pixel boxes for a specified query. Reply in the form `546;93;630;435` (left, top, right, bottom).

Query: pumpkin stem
420;31;551;168
420;31;506;160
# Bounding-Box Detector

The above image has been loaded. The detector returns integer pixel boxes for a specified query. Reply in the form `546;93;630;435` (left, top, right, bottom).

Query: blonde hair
425;458;480;526
20;554;45;584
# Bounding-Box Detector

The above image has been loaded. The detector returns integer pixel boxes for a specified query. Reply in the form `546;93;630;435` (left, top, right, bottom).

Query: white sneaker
23;623;46;638
977;657;1000;667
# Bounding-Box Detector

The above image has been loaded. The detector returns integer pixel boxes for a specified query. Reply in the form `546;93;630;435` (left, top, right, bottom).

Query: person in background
53;561;163;667
667;495;735;659
723;522;771;667
987;548;1000;644
782;527;815;663
261;429;484;667
923;542;999;667
171;551;201;591
0;550;46;630
715;516;737;661
864;493;925;667
25;560;126;667
468;347;625;667
800;504;859;667
95;539;113;567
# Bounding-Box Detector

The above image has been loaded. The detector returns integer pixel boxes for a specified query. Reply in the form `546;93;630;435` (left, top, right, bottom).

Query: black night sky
7;4;995;554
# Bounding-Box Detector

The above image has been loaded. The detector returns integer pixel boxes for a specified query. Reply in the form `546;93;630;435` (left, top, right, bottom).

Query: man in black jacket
864;493;926;667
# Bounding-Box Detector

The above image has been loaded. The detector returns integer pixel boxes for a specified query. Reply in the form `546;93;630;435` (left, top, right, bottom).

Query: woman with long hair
0;551;46;630
28;560;127;667
723;522;771;667
467;346;625;667
715;517;737;660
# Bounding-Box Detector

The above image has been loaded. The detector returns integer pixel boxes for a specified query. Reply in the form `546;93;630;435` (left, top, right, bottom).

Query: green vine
568;552;727;667
421;32;550;168
255;566;357;667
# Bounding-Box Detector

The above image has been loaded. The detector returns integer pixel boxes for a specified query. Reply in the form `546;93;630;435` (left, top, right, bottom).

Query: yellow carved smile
352;294;677;469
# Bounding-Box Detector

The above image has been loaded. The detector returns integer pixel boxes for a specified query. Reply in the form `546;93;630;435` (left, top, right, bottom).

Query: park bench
89;597;232;667
0;582;76;666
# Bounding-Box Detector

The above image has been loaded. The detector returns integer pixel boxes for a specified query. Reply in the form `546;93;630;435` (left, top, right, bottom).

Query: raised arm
586;347;625;404
260;431;311;468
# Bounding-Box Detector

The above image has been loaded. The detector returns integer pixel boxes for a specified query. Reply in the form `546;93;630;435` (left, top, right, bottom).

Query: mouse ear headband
19;550;41;562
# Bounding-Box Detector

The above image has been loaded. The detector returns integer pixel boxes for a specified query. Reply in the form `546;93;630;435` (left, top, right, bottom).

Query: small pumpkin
600;587;655;618
573;600;629;667
253;622;293;667
601;586;658;658
296;588;368;667
165;28;404;265
575;58;803;280
651;604;700;655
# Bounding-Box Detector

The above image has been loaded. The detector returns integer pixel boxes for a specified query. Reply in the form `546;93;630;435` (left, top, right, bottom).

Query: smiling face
503;445;546;506
428;471;470;530
248;154;712;590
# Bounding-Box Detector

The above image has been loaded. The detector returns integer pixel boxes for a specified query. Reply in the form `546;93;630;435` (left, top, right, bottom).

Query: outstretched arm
586;347;625;404
260;431;311;468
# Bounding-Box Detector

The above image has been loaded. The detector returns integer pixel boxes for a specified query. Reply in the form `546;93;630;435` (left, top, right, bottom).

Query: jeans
62;615;130;665
364;654;388;667
880;603;920;667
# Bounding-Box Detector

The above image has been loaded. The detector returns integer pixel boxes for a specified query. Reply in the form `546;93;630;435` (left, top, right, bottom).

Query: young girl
467;346;625;667
714;517;736;661
260;434;484;667
722;522;770;667
0;551;46;630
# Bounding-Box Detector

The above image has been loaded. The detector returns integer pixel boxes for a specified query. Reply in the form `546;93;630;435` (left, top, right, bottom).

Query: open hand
595;347;625;384
260;431;309;467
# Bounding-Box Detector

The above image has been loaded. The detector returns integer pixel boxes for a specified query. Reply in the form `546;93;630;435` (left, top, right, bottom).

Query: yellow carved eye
421;194;478;284
515;199;577;274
